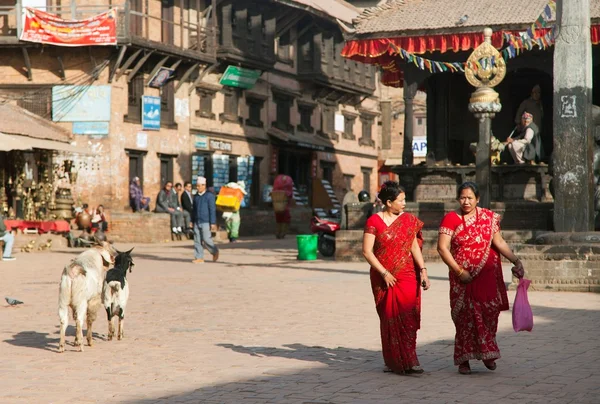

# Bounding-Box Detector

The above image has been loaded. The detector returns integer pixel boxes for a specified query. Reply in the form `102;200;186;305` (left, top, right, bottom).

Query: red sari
364;212;424;372
439;207;509;365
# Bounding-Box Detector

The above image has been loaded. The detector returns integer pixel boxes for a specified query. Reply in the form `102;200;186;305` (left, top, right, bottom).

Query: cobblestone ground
0;236;599;404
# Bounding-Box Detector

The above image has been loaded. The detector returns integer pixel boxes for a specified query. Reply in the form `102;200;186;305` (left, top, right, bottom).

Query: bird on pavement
5;297;24;306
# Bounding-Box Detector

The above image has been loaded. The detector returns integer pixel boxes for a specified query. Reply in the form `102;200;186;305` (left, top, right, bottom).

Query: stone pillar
553;0;594;232
380;101;392;150
465;28;506;209
475;116;492;208
402;79;417;166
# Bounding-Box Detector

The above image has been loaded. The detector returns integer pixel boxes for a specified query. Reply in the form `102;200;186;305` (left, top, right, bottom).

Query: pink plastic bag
512;278;534;332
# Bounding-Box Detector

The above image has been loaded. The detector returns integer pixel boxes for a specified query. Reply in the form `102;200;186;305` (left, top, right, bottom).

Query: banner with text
20;7;117;46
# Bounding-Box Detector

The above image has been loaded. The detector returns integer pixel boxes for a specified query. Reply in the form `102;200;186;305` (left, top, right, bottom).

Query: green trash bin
296;234;318;260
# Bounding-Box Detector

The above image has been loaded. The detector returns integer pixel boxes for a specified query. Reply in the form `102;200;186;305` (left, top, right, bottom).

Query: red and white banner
20;7;117;46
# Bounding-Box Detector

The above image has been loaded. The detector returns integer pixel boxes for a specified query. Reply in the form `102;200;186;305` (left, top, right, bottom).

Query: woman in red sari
362;181;430;374
271;174;294;239
437;182;524;375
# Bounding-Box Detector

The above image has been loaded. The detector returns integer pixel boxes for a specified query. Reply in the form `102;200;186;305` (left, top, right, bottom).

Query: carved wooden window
197;89;216;119
323;107;335;134
220;87;241;123
361;167;372;193
272;94;293;132
245;97;264;128
160;81;175;127
277;31;292;63
343;114;356;140
359;115;375;147
297;104;314;133
126;75;144;122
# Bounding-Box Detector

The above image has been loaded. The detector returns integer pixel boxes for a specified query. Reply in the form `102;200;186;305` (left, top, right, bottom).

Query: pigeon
5;297;24;306
455;14;469;26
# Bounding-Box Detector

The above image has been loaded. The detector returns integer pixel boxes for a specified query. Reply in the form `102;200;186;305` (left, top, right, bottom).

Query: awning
0;132;91;154
267;127;333;151
342;25;600;88
0;132;32;151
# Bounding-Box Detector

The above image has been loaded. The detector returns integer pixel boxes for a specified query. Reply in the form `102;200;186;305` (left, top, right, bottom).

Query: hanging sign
148;67;175;88
219;66;261;89
141;96;161;130
20;7;117;46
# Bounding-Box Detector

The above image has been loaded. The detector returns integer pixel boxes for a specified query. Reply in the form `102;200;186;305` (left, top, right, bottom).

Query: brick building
0;0;383;232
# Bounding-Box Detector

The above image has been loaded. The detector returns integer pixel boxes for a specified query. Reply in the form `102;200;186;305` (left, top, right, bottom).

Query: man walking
181;181;194;236
156;181;185;234
0;213;16;261
192;176;219;263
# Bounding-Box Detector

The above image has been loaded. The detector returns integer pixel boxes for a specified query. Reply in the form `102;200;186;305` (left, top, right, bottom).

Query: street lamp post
465;28;506;208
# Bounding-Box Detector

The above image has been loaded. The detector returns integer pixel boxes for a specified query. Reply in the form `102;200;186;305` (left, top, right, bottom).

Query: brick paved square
0;237;598;403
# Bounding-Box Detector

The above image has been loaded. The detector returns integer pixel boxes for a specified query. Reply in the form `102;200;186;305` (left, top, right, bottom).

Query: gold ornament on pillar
465;27;507;108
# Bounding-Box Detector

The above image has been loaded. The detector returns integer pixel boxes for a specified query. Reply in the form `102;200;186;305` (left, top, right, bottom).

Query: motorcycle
310;211;340;257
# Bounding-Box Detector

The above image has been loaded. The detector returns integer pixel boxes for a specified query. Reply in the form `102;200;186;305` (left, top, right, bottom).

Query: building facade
0;0;381;224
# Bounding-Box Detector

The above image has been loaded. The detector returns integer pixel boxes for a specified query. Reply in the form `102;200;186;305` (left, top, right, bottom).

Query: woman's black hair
377;181;405;205
457;181;480;199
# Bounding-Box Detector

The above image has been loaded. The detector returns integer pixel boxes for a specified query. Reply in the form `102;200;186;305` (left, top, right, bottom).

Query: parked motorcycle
310;212;340;257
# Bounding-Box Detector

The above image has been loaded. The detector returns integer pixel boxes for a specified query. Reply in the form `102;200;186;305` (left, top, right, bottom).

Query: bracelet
420;267;427;272
512;258;520;265
457;268;464;277
381;270;389;278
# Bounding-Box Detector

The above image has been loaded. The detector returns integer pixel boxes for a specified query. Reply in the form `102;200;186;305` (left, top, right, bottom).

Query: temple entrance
425;67;553;166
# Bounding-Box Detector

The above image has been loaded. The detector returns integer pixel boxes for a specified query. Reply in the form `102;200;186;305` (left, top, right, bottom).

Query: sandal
458;361;471;375
483;359;497;371
406;366;424;374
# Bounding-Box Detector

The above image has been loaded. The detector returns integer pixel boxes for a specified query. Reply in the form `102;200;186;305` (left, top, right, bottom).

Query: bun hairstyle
377;181;405;205
457;181;480;199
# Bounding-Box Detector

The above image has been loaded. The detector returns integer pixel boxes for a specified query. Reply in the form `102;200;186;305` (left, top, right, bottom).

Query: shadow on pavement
3;325;107;353
119;303;600;404
3;330;58;352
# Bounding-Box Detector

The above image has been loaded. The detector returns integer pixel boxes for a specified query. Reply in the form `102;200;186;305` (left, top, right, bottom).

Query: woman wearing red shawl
437;182;525;375
362;181;430;374
272;174;294;239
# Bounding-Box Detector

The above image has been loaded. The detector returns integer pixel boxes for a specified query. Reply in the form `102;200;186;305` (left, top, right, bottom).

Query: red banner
20;7;117;46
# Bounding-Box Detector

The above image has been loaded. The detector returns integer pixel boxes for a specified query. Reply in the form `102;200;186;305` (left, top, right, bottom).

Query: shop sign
270;146;278;174
412;136;427;157
20;7;117;46
72;121;109;136
136;132;148;148
209;139;232;152
195;135;209;150
219;66;261;89
52;85;111;122
141;95;161;130
294;141;325;151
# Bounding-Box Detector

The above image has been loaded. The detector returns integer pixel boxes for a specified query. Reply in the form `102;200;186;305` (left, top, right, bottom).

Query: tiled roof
352;0;600;38
0;102;72;142
275;0;360;24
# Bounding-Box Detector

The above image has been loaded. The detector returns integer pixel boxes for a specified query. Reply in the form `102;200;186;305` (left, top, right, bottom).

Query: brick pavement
0;236;599;404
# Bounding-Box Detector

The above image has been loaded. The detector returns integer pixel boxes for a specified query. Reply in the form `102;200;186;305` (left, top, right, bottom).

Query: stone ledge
109;212;171;243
